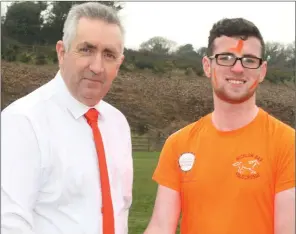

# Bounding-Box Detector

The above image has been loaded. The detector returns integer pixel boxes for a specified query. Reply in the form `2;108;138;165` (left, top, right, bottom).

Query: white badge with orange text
179;152;195;172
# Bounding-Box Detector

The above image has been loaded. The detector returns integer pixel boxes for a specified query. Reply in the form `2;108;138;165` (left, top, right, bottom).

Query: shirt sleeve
152;135;181;192
275;126;295;193
121;124;133;234
1;112;42;233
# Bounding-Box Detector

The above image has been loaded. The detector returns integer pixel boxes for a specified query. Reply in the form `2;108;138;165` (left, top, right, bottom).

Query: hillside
2;60;295;138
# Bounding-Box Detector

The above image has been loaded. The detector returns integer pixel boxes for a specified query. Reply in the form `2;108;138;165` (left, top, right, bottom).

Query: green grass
128;151;160;234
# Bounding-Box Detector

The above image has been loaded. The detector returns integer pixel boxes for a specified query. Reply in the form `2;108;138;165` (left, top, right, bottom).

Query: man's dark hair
207;18;265;58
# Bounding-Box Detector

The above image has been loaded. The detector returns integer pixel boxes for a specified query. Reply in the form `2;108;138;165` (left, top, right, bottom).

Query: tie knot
85;108;99;125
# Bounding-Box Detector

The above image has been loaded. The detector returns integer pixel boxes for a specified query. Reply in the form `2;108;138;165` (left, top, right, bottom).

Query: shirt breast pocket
54;147;87;205
179;160;205;195
54;165;85;207
179;160;200;183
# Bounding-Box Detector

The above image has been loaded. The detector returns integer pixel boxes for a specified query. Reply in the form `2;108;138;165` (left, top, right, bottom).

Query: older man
1;2;133;234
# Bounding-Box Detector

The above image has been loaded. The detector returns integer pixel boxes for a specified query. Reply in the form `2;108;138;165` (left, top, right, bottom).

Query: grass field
128;151;181;233
128;152;159;233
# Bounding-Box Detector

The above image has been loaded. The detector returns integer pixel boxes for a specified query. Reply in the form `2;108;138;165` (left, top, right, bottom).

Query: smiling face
202;36;267;104
56;17;124;107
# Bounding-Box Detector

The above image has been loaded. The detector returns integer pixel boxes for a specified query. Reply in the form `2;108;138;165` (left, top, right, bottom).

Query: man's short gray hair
62;2;124;52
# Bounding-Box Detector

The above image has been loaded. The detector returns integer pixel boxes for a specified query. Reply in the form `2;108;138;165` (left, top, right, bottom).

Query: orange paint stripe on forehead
229;39;244;54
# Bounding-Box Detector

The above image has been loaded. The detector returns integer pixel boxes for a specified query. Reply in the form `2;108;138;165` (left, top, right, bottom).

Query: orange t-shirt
153;108;295;234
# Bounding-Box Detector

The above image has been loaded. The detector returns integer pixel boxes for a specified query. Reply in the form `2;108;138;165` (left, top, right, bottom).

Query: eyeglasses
209;53;263;69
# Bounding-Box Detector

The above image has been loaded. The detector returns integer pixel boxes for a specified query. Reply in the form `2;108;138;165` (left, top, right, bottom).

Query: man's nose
89;53;105;74
231;59;244;73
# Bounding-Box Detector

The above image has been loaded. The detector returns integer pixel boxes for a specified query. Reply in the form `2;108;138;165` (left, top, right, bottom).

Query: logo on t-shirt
232;153;263;179
179;152;195;172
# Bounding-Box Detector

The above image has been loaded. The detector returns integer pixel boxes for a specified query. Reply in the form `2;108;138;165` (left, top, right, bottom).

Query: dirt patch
2;60;295;137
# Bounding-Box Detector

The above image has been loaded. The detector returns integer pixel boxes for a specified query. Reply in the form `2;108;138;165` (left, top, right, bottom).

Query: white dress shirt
1;71;133;234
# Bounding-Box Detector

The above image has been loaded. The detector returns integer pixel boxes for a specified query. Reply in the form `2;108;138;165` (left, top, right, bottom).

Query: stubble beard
213;85;256;104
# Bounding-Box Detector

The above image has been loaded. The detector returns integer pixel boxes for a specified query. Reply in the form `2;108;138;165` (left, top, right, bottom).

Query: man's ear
116;54;125;70
259;60;267;83
202;56;212;78
56;40;66;66
113;54;125;77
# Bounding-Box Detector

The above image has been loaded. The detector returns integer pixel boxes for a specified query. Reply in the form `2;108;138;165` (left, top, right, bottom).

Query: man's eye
80;47;91;53
105;53;116;59
219;55;233;60
244;58;256;63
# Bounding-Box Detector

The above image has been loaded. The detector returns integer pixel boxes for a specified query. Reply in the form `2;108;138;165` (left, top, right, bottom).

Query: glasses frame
209;53;263;69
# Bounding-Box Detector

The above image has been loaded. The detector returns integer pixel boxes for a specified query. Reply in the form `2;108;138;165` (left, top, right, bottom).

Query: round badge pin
178;152;195;172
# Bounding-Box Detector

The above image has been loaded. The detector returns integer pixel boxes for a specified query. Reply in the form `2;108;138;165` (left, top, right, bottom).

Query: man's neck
211;94;259;132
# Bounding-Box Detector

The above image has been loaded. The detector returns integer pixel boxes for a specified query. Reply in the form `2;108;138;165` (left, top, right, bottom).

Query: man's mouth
85;78;104;84
226;79;246;84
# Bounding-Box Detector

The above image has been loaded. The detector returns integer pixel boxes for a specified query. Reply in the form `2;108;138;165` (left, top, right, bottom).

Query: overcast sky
1;2;295;50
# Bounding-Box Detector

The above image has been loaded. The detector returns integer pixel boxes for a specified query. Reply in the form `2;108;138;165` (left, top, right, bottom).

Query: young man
144;18;295;234
1;2;133;234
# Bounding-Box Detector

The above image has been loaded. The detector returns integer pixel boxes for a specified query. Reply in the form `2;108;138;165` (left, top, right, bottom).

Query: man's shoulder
260;108;295;144
167;114;210;142
1;78;56;138
261;108;294;134
2;78;56;118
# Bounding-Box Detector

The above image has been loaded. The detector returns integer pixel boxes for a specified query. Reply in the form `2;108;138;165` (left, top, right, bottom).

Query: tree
140;36;177;54
3;1;48;44
264;41;295;84
283;42;295;69
1;16;5;25
40;1;123;45
264;42;290;66
196;47;207;57
176;44;196;55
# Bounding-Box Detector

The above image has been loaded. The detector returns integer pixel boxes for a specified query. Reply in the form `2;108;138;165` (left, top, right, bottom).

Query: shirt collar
54;70;104;120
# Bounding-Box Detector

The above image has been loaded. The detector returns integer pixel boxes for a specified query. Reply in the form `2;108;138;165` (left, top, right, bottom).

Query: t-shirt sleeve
152;135;181;192
275;126;295;193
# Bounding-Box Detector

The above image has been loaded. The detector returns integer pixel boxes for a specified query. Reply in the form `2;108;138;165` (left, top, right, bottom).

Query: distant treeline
2;1;295;84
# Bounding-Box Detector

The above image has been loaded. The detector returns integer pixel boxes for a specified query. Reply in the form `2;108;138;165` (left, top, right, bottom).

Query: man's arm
1;112;42;234
144;185;181;234
274;187;295;234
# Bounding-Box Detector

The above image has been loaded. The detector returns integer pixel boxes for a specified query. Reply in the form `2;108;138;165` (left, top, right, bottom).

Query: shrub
265;69;294;84
19;52;32;63
136;122;149;135
5;53;16;62
120;62;134;72
152;64;165;74
134;60;154;70
185;67;194;76
2;48;16;61
35;53;47;65
194;68;204;77
48;49;58;63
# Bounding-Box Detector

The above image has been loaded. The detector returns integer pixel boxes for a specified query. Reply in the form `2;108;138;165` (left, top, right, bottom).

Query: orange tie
85;108;115;234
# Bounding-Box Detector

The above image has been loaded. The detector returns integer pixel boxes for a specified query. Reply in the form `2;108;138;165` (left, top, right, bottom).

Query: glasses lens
242;57;260;68
216;54;236;66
